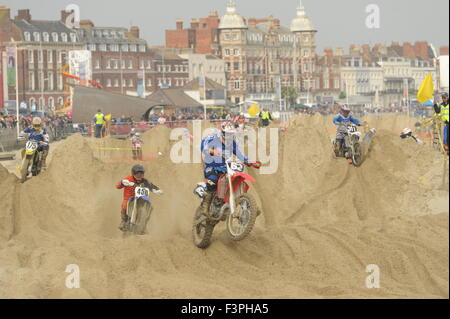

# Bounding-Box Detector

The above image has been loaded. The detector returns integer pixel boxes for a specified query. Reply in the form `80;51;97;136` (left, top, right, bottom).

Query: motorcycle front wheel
20;156;31;183
352;143;363;167
226;194;258;241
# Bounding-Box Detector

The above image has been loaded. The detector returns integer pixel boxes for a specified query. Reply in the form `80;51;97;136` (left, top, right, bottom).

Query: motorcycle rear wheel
192;207;215;249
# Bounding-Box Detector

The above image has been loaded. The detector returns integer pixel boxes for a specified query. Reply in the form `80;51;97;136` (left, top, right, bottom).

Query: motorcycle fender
231;172;256;183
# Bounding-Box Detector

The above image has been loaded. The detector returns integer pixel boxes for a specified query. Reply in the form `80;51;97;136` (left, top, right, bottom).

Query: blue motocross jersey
332;114;361;126
23;127;49;143
201;133;248;171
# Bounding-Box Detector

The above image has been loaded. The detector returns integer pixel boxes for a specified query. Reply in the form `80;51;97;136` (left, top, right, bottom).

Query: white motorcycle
124;184;154;235
334;124;363;167
20;140;45;183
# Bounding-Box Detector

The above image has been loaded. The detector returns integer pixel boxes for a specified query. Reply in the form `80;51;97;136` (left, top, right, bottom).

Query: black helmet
131;164;145;175
442;92;449;99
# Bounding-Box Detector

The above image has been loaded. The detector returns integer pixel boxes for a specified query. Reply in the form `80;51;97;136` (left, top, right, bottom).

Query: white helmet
401;128;412;135
135;132;141;137
221;121;236;135
32;117;42;125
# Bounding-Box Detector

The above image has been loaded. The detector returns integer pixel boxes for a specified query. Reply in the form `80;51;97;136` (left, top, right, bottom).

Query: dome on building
290;1;316;32
219;1;247;30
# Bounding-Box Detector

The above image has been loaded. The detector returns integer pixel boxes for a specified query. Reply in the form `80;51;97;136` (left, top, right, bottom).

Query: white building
179;53;226;86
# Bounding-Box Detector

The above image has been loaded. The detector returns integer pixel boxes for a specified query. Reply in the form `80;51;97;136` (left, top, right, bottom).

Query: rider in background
116;164;163;231
199;122;261;217
434;92;449;154
333;104;363;161
400;128;424;145
22;117;50;170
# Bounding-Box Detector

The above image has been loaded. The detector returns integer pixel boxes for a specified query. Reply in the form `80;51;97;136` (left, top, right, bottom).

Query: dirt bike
192;159;261;249
333;124;363;167
20;140;44;183
123;183;154;235
132;141;143;161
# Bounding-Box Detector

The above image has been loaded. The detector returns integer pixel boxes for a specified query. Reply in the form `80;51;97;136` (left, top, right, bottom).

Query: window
29;71;35;90
146;60;151;69
58;74;63;90
49;97;54;108
130;44;137;52
234;62;239;71
121;60;126;69
43;32;50;42
30;98;36;107
99;44;107;51
139;45;146;52
28;50;34;63
114;60;119;69
48;72;54;90
70;33;77;42
107;79;112;87
139;60;144;69
234;79;240;90
58;97;64;106
128;60;133;69
24;32;31;41
47;50;53;63
38;50;43;63
234;49;239;56
33;32;40;42
225;49;230;56
88;44;96;51
147;78;152;87
128;79;134;87
61;33;68;42
114;79;119;87
122;79;127;87
226;62;231;72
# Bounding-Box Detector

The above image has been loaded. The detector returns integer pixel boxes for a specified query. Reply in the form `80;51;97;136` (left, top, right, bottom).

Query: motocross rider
332;104;363;162
116;164;163;231
199;122;261;217
131;132;143;146
22;117;50;170
400;128;424;145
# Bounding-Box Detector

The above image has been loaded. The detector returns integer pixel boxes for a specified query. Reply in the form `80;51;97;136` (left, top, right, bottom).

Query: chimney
274;19;280;27
130;26;140;39
248;18;257;27
80;20;94;28
324;48;333;57
335;47;344;56
0;6;11;27
191;18;199;29
176;19;183;30
440;46;449;56
15;9;31;22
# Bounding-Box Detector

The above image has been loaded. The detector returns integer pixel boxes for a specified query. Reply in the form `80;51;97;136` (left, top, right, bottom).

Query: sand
0;114;448;299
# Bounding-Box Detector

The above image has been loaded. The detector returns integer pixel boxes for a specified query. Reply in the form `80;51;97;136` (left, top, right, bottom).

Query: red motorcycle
193;159;261;249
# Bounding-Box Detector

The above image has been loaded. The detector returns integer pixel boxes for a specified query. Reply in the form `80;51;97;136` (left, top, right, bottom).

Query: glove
246;161;262;169
122;179;135;187
153;189;164;195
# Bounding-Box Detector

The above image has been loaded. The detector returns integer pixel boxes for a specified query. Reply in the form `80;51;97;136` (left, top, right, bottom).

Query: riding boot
334;140;342;157
119;214;129;231
41;150;49;170
200;192;214;217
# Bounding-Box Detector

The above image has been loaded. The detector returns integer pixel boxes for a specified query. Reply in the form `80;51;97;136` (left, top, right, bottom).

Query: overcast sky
2;0;449;53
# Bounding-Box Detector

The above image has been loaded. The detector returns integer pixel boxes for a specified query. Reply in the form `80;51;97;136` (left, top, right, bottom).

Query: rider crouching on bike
116;164;163;231
199;122;261;217
333;104;363;163
22;117;50;170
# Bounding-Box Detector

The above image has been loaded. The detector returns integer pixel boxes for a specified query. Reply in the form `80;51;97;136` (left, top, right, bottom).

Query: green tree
281;87;298;107
339;91;347;99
